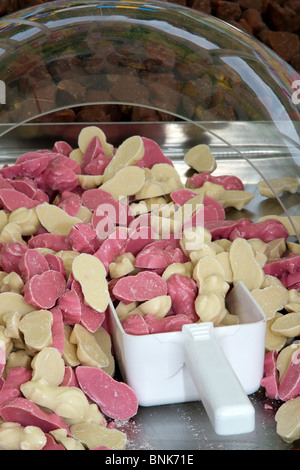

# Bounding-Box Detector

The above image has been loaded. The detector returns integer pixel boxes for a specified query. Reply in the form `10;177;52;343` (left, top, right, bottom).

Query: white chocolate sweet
180;226;212;255
4;350;32;377
0;422;46;451
184;144;216;173
135;163;183;199
265;313;287;353
271;312;300;338
76;205;93;223
0;272;24;294
277;343;300;382
251;285;289;320
109;253;135;279
8;207;41;236
115;301;139;321
195;292;226;325
101;166;145;201
56;250;80;278
193;255;225;287
192;181;225;200
69;147;83;164
78;126;114;158
70;422;127;450
229;238;264;291
0;222;25;244
162;261;193;281
188;244;217;265
267;238;286;260
275;397;300;442
50;428;85;450
72;253;109;313
21;378;90;425
129;295;172;319
63;325;80;367
261;274;284;289
19;309;53;351
215;251;233;283
0;209;8;233
36;203;82;236
102;135;144;183
258;177;298;198
70;323;109;369
130;197;168;217
31;347;65;386
217;190;254;210
0;325;13;356
287;241;300;255
93;326;115;377
199;274;230;296
3;311;22;340
77;174;104;190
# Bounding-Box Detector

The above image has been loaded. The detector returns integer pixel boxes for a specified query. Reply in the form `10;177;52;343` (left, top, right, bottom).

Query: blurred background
1;0;298;71
1;0;299;125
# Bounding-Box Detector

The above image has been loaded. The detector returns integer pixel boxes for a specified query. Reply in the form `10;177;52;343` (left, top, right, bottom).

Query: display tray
1;121;299;450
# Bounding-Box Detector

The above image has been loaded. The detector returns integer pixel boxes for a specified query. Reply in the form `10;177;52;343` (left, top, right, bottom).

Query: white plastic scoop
108;281;266;436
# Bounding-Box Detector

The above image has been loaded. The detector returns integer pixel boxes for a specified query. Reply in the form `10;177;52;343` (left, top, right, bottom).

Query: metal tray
1;121;299;450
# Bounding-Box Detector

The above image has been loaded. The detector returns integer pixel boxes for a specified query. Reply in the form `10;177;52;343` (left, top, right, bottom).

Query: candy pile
0;126;299;448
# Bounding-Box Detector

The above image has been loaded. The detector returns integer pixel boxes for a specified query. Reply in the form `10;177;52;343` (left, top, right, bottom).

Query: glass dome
0;0;299;234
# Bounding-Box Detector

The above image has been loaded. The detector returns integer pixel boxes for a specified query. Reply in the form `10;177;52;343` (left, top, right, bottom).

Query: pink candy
187;170;244;191
19;249;49;282
135;244;187;270
83;188;134;226
0;242;28;275
71;280;105;332
144;313;193;334
166;274;198;321
28;233;71;252
125;226;157;256
229;218;289;243
261;350;279;400
50;307;65;355
53;141;72;157
205;217;288;243
135;238;188;270
23;270;66;309
0;367;32;405
76;366;138;420
94;227;128;273
0;188;40;211
277;348;300;401
67;223;100;254
81;136;112;175
121;314;149;335
137;137;174;169
57;288;82;325
112;271;167;303
262;348;300;402
0;397;70;434
42;434;66;450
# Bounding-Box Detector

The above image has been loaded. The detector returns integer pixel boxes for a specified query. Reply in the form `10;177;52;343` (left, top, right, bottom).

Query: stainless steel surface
0;121;299;450
117;392;296;450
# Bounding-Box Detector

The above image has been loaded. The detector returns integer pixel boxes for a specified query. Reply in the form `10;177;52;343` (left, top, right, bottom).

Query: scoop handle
182;322;255;435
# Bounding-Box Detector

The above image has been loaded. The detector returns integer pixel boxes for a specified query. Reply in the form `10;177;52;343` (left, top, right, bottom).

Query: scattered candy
0;125;298;448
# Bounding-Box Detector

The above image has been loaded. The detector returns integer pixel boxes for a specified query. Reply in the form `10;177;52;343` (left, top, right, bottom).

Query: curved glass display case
0;1;298;224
